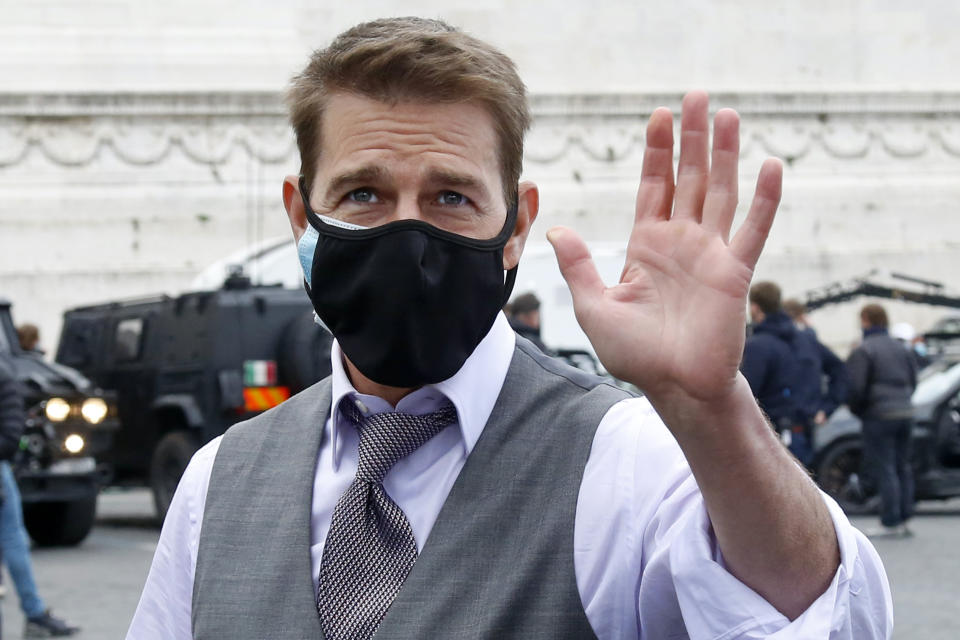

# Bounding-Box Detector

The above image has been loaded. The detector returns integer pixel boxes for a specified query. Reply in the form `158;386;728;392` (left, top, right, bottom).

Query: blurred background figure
890;322;931;370
742;282;810;463
782;298;812;331
508;292;550;354
16;324;43;358
847;304;918;538
783;298;848;428
0;351;80;637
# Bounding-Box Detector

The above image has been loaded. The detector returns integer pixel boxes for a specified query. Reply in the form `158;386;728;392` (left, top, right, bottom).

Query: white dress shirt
128;312;893;639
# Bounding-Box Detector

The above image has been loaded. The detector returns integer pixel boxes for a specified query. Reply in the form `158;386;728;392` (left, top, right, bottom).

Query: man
741;282;810;462
783;298;848;428
0;353;79;637
129;18;891;639
16;324;41;356
507;292;549;353
847;304;918;538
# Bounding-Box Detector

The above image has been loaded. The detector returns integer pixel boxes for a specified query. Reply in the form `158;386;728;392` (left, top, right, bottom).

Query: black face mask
298;177;518;388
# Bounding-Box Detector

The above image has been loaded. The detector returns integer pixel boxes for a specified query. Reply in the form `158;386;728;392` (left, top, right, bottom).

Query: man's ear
503;181;539;270
282;175;308;242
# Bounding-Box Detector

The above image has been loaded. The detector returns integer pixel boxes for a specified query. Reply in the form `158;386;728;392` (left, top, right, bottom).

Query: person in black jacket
0;353;25;464
0;352;80;636
783;298;848;427
847;304;918;537
0;351;24;635
741;282;809;462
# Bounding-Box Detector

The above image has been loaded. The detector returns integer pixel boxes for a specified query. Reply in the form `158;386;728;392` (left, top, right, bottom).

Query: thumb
547;226;604;310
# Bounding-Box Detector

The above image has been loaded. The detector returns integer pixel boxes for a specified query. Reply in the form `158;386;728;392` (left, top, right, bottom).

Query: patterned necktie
317;399;458;640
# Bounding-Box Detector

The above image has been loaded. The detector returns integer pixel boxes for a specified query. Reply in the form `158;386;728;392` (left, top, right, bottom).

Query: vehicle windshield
914;360;960;405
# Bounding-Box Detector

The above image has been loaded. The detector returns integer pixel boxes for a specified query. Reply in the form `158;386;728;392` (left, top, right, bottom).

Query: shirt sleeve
125;437;221;640
658;485;893;639
576;397;893;640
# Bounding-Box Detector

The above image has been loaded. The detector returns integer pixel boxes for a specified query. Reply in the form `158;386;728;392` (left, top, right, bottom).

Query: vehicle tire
151;430;201;521
23;494;98;547
278;311;334;394
816;438;880;515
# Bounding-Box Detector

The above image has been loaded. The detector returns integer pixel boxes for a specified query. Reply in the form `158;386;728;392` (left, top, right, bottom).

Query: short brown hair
860;304;889;329
287;17;530;204
510;292;540;315
749;281;782;315
17;323;39;351
782;298;807;320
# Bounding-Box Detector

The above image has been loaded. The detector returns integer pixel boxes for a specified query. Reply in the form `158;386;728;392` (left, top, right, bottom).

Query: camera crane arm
802;272;960;313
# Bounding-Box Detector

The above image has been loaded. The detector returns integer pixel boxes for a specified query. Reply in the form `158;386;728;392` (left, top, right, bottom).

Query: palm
549;92;782;403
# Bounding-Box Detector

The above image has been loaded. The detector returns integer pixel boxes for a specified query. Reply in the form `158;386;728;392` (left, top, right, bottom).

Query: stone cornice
3;91;960;168
4;90;960;117
0;92;286;117
530;91;960;117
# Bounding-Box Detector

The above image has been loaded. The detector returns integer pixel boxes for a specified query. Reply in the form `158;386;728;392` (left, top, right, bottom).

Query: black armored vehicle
56;272;331;518
0;298;117;545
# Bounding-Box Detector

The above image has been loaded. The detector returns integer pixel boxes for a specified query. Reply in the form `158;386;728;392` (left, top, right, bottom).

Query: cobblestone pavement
1;490;958;638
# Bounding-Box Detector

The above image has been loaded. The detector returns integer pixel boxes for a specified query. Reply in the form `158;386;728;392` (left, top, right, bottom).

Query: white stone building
2;0;960;354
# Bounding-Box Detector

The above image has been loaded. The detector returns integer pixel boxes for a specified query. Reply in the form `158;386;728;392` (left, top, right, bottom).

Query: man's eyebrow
425;169;491;200
323;166;389;198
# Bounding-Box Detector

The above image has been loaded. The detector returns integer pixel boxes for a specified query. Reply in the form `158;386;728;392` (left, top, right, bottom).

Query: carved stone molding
2;91;960;169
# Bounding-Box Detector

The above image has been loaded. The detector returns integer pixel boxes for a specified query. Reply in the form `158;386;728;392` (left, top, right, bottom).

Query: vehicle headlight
45;397;71;422
81;398;108;425
64;434;85;454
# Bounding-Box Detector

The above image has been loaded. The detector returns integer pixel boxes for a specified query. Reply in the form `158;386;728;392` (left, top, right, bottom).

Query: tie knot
342;400;457;483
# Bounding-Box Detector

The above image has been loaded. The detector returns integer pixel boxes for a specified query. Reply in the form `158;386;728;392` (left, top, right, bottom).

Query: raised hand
547;91;783;406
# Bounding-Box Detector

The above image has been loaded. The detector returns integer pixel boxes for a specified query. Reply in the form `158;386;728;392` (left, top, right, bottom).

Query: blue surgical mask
297;215;370;333
297;225;320;287
297;215;368;286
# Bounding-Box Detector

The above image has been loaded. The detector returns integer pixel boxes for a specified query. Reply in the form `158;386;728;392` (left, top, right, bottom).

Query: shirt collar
328;312;516;470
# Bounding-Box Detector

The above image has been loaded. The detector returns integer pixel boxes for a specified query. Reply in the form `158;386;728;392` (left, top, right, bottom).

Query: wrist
645;373;782;461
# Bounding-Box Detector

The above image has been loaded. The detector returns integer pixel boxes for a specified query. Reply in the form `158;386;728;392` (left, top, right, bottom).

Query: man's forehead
320;92;496;145
313;92;502;186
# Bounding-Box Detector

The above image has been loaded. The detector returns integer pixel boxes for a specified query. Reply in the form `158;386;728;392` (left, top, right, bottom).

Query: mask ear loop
500;187;521;305
298;175;323;230
502;265;519;307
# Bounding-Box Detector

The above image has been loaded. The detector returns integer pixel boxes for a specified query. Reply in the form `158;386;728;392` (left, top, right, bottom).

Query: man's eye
437;191;468;206
347;188;378;204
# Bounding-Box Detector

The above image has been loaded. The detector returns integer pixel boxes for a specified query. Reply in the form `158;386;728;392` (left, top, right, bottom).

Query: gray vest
193;339;630;639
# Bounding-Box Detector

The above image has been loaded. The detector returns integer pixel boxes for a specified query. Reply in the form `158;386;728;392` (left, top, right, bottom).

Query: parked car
814;357;960;513
0;297;117;545
55;271;332;519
